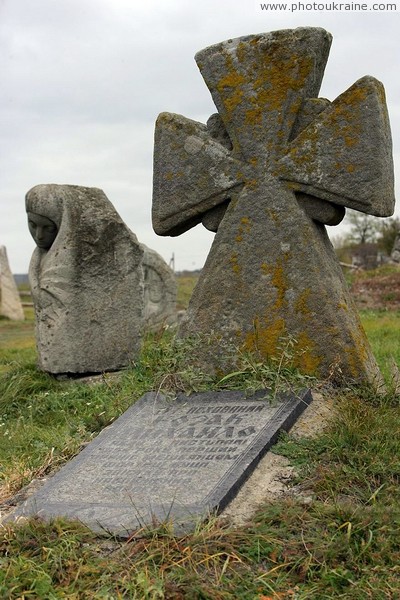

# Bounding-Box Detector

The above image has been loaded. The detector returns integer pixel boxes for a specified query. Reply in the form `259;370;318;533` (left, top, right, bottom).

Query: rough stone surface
10;388;312;536
142;244;177;331
152;27;396;386
279;76;395;217
0;246;24;321
26;184;144;374
153;113;245;236
296;194;345;227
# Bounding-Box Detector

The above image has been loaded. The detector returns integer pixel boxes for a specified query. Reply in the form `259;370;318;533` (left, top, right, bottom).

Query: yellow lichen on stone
243;319;321;376
294;288;311;316
230;253;241;275
329;84;370;149
272;263;288;310
261;257;290;310
216;56;246;117
292;331;321;374
246;179;259;190
265;208;280;224
337;302;348;311
212;43;314;140
243;317;286;357
342;324;372;379
235;217;252;243
338;120;362;148
327;325;340;336
250;51;313;113
165;171;184;181
235;41;247;64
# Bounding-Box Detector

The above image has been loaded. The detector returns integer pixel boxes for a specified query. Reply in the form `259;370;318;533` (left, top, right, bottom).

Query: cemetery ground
0;270;399;599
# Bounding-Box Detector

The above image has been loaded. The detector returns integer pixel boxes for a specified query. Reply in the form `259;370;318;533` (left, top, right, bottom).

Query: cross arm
278;76;395;217
152;112;246;236
195;27;332;161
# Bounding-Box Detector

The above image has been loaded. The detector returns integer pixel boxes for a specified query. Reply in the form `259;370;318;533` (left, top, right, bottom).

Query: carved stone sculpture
142;245;177;331
152;27;395;386
26;184;144;375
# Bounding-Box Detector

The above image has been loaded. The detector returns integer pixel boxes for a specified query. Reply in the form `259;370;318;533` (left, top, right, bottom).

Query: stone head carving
27;213;58;250
26;184;144;375
26;186;63;248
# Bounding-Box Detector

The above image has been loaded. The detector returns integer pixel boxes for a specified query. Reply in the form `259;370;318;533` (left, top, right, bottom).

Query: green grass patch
360;309;400;382
356;264;400;279
0;329;313;503
344;264;400;287
0;283;400;597
176;273;199;310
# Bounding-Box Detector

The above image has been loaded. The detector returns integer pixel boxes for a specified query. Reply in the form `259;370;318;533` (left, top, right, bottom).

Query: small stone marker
12;388;312;536
0;246;24;321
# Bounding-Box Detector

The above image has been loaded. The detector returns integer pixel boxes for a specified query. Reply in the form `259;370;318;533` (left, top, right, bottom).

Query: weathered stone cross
152;27;395;385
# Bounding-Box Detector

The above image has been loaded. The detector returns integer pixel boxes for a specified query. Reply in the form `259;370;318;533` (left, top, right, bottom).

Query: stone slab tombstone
0;246;24;321
152;27;395;387
26;185;144;375
142;244;177;331
11;388;312;536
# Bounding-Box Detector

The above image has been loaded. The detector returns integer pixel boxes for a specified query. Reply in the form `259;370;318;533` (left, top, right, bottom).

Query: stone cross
152;28;395;386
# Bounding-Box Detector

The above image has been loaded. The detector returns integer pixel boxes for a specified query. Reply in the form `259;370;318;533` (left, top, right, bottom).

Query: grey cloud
1;0;398;273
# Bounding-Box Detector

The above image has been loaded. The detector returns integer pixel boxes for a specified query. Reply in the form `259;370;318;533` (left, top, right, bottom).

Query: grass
176;273;199;310
343;264;400;287
0;282;399;598
1;398;399;599
359;309;400;382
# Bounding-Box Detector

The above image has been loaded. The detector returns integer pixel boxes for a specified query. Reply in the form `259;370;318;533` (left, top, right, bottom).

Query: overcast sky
1;0;399;273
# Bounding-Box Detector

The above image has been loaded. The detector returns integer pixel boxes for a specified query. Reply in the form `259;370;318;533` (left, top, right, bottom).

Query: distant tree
330;212;400;263
377;216;400;255
346;210;380;245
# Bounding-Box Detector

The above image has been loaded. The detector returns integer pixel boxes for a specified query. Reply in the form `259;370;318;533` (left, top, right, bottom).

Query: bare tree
377;216;400;255
346;210;380;245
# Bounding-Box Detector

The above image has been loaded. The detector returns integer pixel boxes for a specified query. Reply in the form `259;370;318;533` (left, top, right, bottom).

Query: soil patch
350;270;400;311
221;392;334;526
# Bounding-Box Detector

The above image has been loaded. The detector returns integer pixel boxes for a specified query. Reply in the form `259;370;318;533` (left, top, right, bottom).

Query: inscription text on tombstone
12;389;312;536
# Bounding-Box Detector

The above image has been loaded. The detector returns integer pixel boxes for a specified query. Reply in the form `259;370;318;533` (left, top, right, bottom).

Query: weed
218;335;316;398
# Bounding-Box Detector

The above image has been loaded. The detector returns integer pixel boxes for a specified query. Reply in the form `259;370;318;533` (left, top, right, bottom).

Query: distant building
351;243;386;270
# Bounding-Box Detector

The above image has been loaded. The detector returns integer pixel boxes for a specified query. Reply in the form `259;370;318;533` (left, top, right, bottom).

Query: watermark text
258;1;398;11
